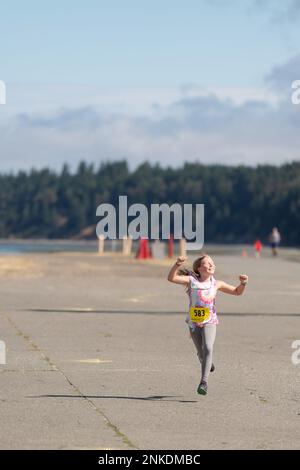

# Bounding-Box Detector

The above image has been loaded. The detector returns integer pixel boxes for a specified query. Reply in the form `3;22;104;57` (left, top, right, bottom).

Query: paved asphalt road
0;251;299;449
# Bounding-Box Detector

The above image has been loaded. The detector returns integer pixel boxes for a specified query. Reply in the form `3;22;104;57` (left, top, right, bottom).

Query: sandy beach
0;250;300;449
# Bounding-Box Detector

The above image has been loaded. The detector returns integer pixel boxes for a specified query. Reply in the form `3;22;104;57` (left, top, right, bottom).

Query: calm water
0;239;169;255
0;240;99;254
1;240;296;258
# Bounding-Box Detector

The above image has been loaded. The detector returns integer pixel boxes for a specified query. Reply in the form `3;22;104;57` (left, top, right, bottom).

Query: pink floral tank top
185;273;219;330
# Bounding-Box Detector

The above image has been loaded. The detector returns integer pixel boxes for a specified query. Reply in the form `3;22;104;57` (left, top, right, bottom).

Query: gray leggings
189;324;217;383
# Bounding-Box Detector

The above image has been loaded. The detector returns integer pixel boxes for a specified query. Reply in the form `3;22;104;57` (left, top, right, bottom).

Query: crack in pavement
4;313;138;450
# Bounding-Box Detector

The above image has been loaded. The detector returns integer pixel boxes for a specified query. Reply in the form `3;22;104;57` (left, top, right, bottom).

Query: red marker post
136;238;152;259
168;235;174;258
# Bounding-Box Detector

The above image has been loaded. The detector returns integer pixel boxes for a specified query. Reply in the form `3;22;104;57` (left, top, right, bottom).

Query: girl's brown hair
178;253;209;280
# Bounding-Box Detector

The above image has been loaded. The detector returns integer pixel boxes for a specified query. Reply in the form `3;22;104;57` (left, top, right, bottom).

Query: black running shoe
210;363;215;372
197;381;208;395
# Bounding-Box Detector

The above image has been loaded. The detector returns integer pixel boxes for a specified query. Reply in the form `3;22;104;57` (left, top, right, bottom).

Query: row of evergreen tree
0;160;299;245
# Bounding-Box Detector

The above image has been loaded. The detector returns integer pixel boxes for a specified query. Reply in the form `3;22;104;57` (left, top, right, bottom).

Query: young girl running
167;253;248;395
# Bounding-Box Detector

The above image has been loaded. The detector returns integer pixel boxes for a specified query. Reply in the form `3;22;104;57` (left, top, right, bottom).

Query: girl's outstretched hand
176;256;187;265
239;274;249;284
168;256;189;284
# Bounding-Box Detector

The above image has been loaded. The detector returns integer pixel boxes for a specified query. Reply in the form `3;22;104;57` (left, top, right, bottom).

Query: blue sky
1;0;298;87
1;0;300;171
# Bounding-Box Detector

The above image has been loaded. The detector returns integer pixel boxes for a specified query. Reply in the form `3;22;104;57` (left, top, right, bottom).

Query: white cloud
0;66;300;172
265;53;300;94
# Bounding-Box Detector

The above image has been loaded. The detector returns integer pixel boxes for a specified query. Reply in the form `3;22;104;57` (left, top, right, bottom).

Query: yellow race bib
189;306;210;323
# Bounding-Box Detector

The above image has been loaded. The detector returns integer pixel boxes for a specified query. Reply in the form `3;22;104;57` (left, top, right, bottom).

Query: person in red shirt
254;239;262;258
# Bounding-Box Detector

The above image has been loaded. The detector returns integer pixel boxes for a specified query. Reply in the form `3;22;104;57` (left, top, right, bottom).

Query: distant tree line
0;160;299;246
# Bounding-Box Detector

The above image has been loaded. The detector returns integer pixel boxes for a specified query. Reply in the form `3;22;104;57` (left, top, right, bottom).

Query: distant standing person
254;239;262;258
269;227;281;256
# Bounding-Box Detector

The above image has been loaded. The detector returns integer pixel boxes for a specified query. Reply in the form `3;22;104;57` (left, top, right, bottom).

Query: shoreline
0;240;300;265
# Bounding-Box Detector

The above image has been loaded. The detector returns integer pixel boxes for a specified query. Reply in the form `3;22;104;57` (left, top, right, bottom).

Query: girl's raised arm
217;274;248;296
167;256;190;285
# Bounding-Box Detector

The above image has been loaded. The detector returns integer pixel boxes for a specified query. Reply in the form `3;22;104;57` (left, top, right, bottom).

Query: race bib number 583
189;306;210;323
